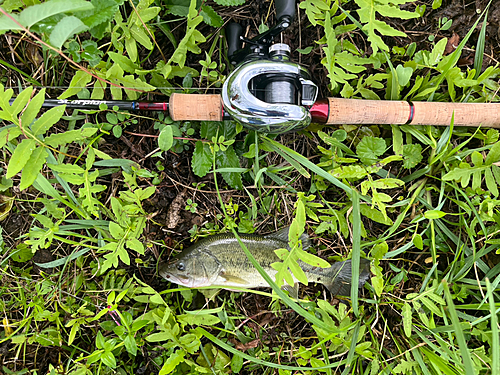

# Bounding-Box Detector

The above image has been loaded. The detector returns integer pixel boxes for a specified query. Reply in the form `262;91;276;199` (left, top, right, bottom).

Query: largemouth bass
159;227;371;297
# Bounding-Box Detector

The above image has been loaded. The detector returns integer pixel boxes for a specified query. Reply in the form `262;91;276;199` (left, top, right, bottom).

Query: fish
159;227;371;297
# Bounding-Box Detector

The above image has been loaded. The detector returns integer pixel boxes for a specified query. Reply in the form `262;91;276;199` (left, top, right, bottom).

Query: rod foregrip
169;93;223;122
320;98;500;128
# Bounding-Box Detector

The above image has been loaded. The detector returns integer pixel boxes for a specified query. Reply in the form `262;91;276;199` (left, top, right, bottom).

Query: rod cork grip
169;94;223;121
411;102;500;127
326;98;410;125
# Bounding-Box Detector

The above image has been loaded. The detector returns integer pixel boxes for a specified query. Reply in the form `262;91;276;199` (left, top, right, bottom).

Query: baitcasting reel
221;0;318;134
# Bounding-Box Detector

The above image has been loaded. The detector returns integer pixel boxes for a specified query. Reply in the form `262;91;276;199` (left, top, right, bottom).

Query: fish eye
177;262;185;271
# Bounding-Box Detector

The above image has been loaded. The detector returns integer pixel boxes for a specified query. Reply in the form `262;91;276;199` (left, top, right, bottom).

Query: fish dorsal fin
220;271;249;285
281;283;300;299
266;226;311;250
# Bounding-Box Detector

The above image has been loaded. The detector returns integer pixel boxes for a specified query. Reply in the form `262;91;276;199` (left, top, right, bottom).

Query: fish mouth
164;273;191;286
159;263;208;288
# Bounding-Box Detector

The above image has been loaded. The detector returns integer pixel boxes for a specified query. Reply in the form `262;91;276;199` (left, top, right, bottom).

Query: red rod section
137;102;168;111
310;99;329;123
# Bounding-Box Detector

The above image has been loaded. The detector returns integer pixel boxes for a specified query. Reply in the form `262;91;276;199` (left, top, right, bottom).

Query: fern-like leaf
354;0;419;53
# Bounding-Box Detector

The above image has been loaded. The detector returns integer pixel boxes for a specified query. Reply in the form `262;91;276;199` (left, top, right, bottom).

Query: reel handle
275;0;296;23
226;22;244;63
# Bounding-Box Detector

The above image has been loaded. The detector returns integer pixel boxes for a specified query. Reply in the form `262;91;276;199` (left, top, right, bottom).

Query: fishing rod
6;0;500;134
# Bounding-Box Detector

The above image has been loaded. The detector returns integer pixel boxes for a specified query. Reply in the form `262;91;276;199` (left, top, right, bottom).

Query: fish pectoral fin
281;283;300;299
220;272;249;285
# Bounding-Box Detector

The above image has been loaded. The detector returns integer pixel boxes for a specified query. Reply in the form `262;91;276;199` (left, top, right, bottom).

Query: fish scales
159;227;371;297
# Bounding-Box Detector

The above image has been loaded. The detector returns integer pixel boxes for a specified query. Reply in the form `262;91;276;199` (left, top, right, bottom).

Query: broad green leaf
126;238;144;254
11;244;34;262
296;46;313;54
49;16;88;49
136;6;161;24
20;88;46;128
58;71;93;100
124;334;138;356
395;64;412;86
0;84;15;111
76;0;120;28
297;248;330;268
0;0;94;31
372;241;388;259
492;165;500;185
31;105;66;136
413;233;423;250
19;146;48;190
471;150;483;167
68;324;79;346
402;143;423;169
442;163;474;183
48;163;85;174
359;204;393;225
485;140;500;165
6;138;37;178
149;293;165;305
0;13;21;31
10;87;33;117
130;24;153;50
112;125;122;138
402;302;412;337
108;52;138;73
59;173;85;184
125;36;138;62
192;141;211;177
429;37;447;66
44;128;98;147
158;125;173;151
472;169;482;191
371;178;404;190
100;351;116;369
419;296;442;317
426;291;445;306
424;210;446;219
159;349;185;375
216;145;243;189
0;127;22;148
393;360;417;373
484;167;498;197
167;0;206;68
200;4;223;27
109;222;125;239
289;258;308;285
356;136;386;164
21;0;94;27
177;313;221;326
371;273;384;296
231;353;244;374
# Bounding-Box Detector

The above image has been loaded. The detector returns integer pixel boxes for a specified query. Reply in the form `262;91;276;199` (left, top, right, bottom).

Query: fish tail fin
323;259;371;297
